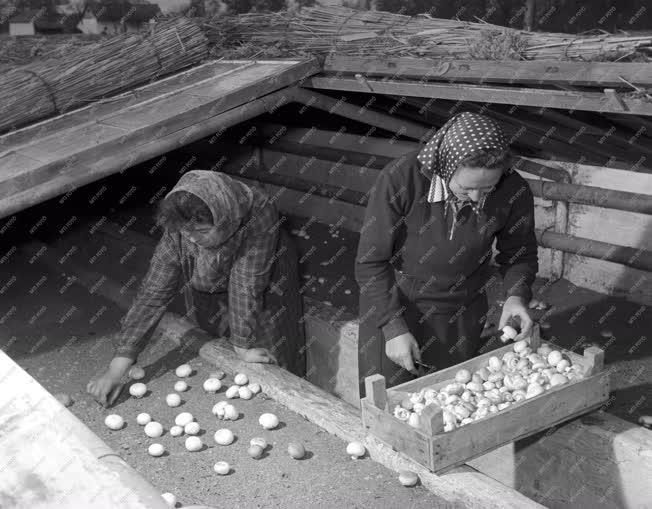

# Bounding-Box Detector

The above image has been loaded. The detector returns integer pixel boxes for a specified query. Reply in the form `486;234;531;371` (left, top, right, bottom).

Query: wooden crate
361;328;610;473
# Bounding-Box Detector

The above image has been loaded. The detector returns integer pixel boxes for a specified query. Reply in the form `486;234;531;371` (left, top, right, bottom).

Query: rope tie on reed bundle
16;69;59;115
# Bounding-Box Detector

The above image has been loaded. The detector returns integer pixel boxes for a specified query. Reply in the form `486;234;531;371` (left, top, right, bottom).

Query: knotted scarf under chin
417;112;508;239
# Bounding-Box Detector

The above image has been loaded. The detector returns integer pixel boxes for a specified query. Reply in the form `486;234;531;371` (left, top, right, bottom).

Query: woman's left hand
499;296;533;341
233;345;278;364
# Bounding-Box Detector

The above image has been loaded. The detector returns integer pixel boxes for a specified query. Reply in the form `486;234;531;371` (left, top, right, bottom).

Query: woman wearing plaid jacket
87;170;304;407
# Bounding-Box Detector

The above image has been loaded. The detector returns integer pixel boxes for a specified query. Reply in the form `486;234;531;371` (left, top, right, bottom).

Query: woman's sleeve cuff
381;316;409;342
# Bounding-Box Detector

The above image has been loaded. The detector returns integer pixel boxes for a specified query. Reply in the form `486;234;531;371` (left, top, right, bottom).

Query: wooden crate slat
428;374;610;472
361;399;433;470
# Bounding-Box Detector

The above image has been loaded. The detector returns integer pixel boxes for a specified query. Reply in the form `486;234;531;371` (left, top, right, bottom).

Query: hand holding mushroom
498;296;533;342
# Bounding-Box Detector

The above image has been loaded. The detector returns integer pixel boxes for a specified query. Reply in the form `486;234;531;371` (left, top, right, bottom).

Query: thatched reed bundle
0;17;208;135
202;6;652;62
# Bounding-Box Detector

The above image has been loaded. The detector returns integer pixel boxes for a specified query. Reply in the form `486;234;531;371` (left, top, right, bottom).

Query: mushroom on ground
54;393;73;407
214;428;235;446
258;413;279;429
170;425;184;437
225;385;240;399
104;414;124;430
161;492;177;507
144;421;163;438
223;404;239;421
175;364;192;378
238;386;253;400
175;412;193;427
129;383;147;398
288;442;306;459
398;470;419;487
213;461;230;475
212;401;227;419
148;443;165;457
248;444;264;459
250;437;268;450
174;381;188;392
128;366;145;380
166;393;181;407
346;441;366;459
203;378;222;393
234;373;249;386
184;422;201;435
247;383;262;394
185;436;203;452
136;413;151;426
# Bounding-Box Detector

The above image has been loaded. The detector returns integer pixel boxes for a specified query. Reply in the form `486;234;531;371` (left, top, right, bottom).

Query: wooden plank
0;350;169;509
324;55;652;88
0;60;253;154
0;89;291;220
303;77;652;116
428;375;609;473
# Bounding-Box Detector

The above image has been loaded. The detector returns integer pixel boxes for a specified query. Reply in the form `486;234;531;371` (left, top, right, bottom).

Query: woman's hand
499;296;533;341
87;356;132;407
233;346;278;364
385;332;421;375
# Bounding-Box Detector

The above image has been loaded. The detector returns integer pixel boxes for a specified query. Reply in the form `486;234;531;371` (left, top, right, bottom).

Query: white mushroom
455;369;471;384
170;425;184;437
174;412;194;427
225;385;240;399
407;412;420;428
213;461;230;475
444;383;464;396
488;356;503;372
482;381;496;391
214;428;235;446
238;387;253;400
128;366;145;380
148;443;165;457
161;492;177;507
184;422;201;435
549;373;568;387
136;413;151;426
234;373;249;386
258;413;279;430
212;401;228;418
537;344;553;357
174;380;188;392
394;406;410;421
526;383;545;399
250;437;268;450
247;382;262;394
104;414;124;430
465;382;483;393
165;393;181;407
346;441;366;459
129;383;147;398
144;421;163;438
501;325;518;342
175;364;192;378
185;436;203;452
547;351;563;367
556;359;571;373
203;378;222;393
223;404;239;421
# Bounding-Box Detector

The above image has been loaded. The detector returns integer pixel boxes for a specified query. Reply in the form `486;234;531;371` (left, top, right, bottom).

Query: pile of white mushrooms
394;340;586;432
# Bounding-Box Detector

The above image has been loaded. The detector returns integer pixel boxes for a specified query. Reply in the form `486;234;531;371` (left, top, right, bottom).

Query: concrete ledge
0;350;169;509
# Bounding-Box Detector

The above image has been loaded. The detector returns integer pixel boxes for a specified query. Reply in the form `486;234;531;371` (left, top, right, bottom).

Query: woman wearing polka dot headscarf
355;112;538;395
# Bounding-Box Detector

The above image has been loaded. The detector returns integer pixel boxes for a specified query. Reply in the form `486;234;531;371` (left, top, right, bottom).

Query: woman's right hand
385;332;421;375
87;357;133;407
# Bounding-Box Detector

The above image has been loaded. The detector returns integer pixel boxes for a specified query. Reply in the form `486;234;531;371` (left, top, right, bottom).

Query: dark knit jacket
354;149;539;342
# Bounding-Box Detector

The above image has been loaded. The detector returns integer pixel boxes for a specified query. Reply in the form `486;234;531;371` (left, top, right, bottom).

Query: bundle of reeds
0;16;208;135
201;6;652;62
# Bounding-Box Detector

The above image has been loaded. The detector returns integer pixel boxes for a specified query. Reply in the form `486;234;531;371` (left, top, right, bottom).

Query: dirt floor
1;158;650;507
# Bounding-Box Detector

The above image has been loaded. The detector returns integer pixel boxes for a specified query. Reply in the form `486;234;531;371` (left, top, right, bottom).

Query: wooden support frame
324;55;652;89
303;76;652;116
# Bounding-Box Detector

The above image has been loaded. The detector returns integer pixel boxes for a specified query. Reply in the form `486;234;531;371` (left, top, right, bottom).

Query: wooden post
583;346;605;376
420;404;444;435
365;374;387;411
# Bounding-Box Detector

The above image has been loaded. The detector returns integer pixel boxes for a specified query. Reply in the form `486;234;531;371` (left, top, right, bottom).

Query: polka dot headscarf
417;112;509;239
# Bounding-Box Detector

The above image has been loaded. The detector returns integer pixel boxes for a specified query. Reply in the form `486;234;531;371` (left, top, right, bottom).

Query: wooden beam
303;77;652;116
324;55;652;88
